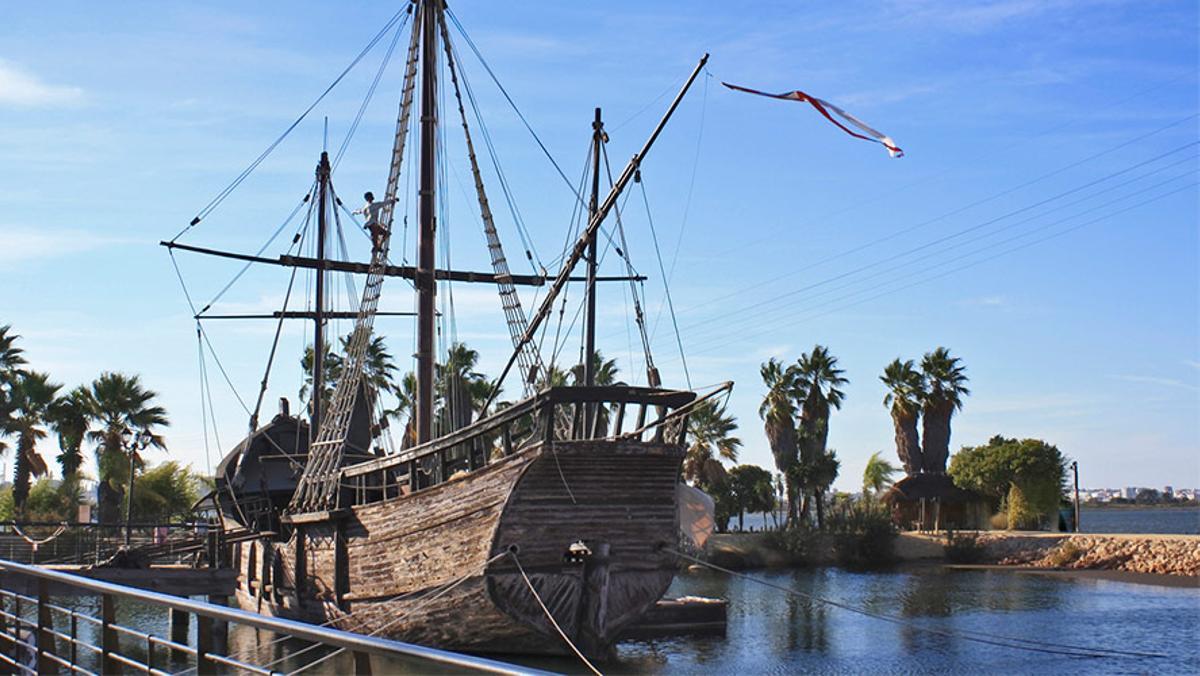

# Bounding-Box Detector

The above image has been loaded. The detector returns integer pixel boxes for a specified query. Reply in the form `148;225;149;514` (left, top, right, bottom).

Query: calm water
40;565;1199;674
1080;506;1200;535
592;567;1199;675
737;506;1200;535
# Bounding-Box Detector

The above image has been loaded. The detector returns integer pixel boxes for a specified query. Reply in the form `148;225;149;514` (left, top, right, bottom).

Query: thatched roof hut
883;473;988;530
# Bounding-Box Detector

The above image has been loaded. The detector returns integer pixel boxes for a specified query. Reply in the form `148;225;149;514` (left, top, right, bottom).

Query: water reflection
26;566;1198;675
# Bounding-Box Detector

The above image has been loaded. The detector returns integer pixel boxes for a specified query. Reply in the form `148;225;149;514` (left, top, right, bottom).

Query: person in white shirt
353;191;398;253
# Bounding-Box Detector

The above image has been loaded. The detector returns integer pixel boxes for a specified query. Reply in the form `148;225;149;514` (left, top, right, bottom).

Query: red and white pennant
723;82;904;158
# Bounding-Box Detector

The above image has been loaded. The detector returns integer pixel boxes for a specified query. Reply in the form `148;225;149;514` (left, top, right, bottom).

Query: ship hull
230;438;683;657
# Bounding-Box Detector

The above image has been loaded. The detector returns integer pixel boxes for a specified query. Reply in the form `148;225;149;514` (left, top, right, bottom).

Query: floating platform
621;596;727;639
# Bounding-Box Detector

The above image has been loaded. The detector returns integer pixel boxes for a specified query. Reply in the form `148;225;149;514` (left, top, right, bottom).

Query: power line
676;112;1199;319
674;141;1198;344
677;148;1198;346
666;179;1196;362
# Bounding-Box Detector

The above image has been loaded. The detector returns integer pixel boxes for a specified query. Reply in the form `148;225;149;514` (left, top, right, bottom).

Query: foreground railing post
101;593;118;674
196;613;215;676
354;650;373;675
68;611;77;669
36;579;55;674
207;595;229;656
170;608;189;660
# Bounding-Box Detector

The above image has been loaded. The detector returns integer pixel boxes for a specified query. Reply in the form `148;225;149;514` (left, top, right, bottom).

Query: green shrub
763;526;818;564
827;498;897;568
943;530;986;563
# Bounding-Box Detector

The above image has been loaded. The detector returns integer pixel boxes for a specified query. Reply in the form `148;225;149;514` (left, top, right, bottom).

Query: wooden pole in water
1071;460;1080;532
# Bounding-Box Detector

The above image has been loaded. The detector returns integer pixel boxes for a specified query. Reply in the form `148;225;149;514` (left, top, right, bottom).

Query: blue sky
1;1;1196;492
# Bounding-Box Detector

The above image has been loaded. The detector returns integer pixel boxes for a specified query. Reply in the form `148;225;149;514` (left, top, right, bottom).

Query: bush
826;498;897;568
763;527;819;564
989;512;1008;530
1045;540;1082;568
943;530;986;564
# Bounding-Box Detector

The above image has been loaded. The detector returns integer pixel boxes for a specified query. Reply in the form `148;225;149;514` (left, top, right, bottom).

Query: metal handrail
0;559;553;675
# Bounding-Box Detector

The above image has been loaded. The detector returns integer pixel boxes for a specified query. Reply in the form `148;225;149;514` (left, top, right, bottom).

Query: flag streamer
723;82;904;158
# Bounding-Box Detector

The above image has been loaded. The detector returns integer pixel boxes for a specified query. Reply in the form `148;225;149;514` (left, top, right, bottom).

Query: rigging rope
508;550;602;676
637;174;692;388
332;10;411;171
249;196;315;430
445;8;585;208
195;190;313;316
665;547;1168;660
172;6;412;241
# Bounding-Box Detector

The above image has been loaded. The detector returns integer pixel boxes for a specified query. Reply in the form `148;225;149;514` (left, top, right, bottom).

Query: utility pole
312;151;330;435
415;0;440;444
1071;460;1080;532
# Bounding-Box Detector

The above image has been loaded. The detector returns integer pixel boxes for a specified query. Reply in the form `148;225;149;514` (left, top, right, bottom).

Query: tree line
0;325;198;523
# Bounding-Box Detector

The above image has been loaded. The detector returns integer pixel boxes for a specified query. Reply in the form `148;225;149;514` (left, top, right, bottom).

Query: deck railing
339;384;731;509
0;558;548;675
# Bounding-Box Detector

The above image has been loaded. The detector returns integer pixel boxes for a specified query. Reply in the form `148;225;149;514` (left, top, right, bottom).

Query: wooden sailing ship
167;0;721;658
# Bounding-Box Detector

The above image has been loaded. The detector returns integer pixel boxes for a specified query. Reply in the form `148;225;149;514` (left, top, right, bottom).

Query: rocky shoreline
702;532;1200;579
975;533;1200;577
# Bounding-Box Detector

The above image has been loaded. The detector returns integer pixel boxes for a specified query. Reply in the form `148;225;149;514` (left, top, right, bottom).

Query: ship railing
0;558;547;675
342;385;712;505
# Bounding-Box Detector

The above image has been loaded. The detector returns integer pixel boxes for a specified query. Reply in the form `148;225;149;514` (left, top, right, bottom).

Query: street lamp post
122;429;153;547
1070;460;1080;533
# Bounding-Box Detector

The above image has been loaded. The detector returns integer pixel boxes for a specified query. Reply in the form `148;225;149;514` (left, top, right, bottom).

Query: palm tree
383;372;418;448
7;371;60;510
794;345;848;526
87;373;169;524
0;325;26;381
759;358;800;525
881;358;925;476
809;449;840;529
919;347;969;474
49;385;94;481
683;399;742;487
862;451;899;497
570;351;619;387
437;343;492;431
300;343;344;417
0;325;28;456
570;351;620;433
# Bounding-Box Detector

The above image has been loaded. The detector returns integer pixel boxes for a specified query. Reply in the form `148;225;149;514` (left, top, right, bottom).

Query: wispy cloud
1112;375;1200;393
0;60;83;107
958;295;1009;308
0;226;129;263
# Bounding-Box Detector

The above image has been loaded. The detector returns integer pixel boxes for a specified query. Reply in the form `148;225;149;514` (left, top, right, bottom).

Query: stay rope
172;6;411;241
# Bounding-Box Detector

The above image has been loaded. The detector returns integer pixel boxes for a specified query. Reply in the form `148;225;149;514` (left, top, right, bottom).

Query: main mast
583;108;603;388
313;151;330;433
415;0;440;444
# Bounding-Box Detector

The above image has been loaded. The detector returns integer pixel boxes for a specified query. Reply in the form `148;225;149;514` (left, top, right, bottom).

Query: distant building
1123;486;1138;500
1163;486;1174;498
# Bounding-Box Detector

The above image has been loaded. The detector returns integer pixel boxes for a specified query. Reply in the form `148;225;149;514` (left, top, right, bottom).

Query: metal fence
0;559;550;675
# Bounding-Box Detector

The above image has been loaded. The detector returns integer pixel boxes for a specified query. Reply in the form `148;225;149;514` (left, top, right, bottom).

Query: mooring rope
10;523;68;553
665;547;1169;660
508;550;602;676
283;551;510;675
